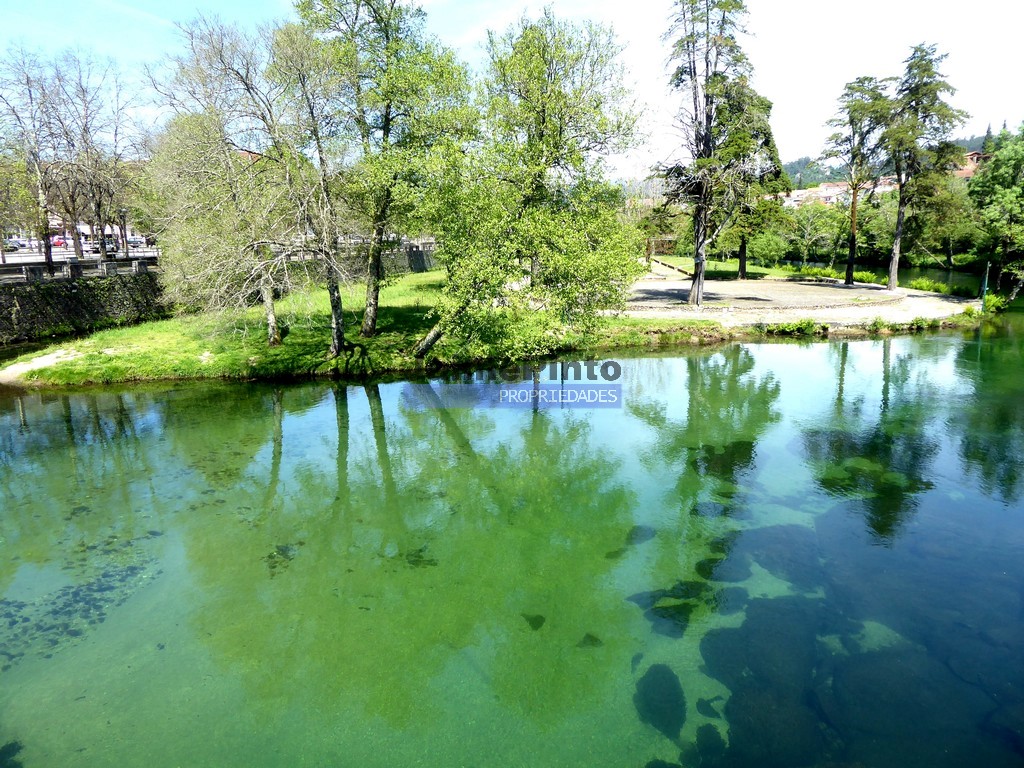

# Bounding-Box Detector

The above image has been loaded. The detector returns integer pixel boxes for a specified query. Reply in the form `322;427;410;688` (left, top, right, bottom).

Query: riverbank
0;270;983;389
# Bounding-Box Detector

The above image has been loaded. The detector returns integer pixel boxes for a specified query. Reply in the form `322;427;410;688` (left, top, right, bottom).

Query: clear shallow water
1;320;1023;768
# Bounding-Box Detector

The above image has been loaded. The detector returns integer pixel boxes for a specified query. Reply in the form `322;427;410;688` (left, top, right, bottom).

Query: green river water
1;316;1022;767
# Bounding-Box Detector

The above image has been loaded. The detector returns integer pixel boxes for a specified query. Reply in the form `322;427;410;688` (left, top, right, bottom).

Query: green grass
6;267;985;388
9;271;737;386
653;255;793;280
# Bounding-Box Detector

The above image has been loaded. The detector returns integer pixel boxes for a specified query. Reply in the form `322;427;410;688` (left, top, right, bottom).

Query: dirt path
0;349;81;386
627;266;978;327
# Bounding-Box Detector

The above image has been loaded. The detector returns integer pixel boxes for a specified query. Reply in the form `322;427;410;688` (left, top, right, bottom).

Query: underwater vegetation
0;739;23;768
0;561;153;671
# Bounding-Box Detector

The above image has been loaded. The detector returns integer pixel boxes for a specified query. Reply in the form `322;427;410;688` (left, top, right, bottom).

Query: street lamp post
119;208;129;258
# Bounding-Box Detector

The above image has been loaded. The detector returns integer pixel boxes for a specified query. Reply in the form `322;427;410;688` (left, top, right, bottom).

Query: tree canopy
412;10;643;359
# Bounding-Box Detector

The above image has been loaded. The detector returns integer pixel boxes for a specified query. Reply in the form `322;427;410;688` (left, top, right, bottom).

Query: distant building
953;151;985;180
781;177;898;209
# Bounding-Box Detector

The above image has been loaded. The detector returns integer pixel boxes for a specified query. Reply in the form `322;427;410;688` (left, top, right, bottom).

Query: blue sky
2;0;1021;177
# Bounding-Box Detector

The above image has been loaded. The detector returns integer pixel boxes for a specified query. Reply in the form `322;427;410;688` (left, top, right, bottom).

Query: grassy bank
4;273;730;387
1;270;984;388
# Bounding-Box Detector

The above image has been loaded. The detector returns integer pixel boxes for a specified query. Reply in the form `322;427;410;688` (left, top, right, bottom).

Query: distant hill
955;134;987;152
782;157;845;189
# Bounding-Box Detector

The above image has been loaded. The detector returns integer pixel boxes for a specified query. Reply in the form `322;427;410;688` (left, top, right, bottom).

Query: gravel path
627;266;978;327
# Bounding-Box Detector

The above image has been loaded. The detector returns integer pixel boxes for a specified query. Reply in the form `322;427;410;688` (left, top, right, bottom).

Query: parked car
88;238;119;254
51;236;67;247
2;239;19;252
127;236;145;248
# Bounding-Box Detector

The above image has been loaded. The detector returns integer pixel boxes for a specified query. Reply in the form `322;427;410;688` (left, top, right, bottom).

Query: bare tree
0;47;57;273
149;17;356;352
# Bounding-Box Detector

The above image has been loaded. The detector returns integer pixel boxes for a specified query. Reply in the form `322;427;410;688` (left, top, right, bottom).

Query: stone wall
0;273;168;344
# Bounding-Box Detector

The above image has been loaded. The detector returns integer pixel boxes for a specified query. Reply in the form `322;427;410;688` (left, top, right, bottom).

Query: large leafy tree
969;126;1024;295
881;44;967;290
787;201;846;268
0;48;138;268
413;10;642;359
296;0;473;338
823;77;890;285
663;0;780;305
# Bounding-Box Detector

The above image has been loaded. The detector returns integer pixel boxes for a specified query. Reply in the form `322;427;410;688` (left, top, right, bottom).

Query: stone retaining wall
0;273;168;344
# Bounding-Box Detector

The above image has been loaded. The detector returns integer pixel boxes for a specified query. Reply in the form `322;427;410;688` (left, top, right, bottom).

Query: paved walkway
626;264;978;327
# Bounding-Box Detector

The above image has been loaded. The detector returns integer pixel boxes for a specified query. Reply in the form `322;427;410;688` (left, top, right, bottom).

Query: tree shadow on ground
240;304;437;380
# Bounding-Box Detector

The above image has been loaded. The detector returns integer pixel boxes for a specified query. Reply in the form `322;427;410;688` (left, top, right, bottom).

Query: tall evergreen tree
663;0;779;305
881;44;967;290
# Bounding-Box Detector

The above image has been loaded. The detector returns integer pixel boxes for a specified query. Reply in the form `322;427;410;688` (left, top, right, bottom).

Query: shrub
853;271;885;285
796;266;841;280
764;318;825;337
984;294;1008;313
907;277;951;294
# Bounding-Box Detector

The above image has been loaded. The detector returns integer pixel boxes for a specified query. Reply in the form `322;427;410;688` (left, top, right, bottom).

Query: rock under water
634;664;687;743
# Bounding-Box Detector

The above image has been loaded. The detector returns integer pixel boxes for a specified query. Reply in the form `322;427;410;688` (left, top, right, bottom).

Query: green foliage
823;76;891;282
907;277;951;294
416;10;643;359
907;316;939;331
296;0;475;334
663;0;788;302
748;230;788;266
759;318;826;337
881;44;968;288
983;293;1008;313
796;266;842;280
907;174;983;267
853;270;885;285
970;126;1024;262
783;157;846;188
868;317;889;333
858;192;898;257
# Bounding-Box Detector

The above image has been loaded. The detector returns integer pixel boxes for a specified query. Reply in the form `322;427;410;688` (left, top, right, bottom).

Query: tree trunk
361;233;382;337
688;206;708;306
326;261;346;358
845;189;859;285
738;233;748;279
361;189;393;338
413;322;445;359
261;280;281;347
34;174;53;275
887;187;909;291
41;229;53;272
333;384;349;514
